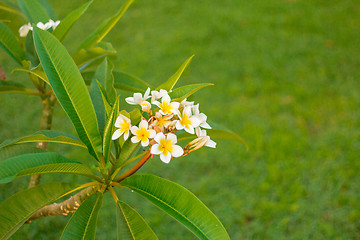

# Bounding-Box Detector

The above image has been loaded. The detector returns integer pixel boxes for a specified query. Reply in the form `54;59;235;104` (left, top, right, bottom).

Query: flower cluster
19;19;60;37
112;88;216;163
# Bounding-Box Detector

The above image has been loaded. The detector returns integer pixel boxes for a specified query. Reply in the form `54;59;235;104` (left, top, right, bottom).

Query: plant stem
27;184;101;222
28;94;57;188
115;150;151;182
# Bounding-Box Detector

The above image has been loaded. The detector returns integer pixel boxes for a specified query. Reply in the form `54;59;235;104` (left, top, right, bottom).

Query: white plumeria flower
153;94;180;115
151;89;168;103
192;104;211;136
180;98;194;108
153;112;172;129
125;88;151;112
19;23;32;37
196;129;216;148
130;120;156;147
49;19;60;30
112;114;132;141
175;106;201;134
151;132;184;163
37;22;51;30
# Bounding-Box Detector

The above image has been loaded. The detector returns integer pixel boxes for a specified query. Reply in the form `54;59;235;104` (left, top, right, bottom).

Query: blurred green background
1;0;360;239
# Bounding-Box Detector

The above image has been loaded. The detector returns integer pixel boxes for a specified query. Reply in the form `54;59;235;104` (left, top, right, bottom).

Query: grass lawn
1;0;360;239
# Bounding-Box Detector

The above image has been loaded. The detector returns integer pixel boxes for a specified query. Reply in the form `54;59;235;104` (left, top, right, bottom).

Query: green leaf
0;152;97;183
0;182;78;240
25;31;40;68
121;174;230;240
73;42;116;71
117;200;158;240
78;0;134;50
0;2;26;20
12;65;49;84
103;97;119;163
90;58;116;136
97;80;112;115
82;71;151;93
0;145;45;161
96;58;116;104
60;193;103;240
33;27;102;160
53;0;93;42
112;71;151;93
90;81;106;138
0;130;86;149
0;81;38;95
170;83;214;101
156;55;194;91
0;22;27;65
38;0;56;20
18;0;49;23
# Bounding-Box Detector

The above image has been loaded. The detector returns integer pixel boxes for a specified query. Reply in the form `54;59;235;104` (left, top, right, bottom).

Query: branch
28;94;57;188
115;150;151;182
27;185;101;222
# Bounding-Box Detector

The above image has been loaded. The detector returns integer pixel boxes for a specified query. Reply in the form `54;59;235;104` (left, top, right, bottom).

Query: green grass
1;0;360;239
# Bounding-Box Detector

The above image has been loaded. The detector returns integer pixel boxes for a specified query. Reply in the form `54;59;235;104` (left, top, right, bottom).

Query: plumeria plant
0;0;247;239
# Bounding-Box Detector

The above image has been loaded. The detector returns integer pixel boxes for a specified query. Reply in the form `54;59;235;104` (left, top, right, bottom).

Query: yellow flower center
159;138;174;156
136;127;150;142
160;101;172;114
180;114;192;128
120;121;130;132
156;116;169;127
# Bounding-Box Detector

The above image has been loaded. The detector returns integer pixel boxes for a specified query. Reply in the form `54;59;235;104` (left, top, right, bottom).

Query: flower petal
123;131;129;140
149;129;156;138
171;145;184;157
183;106;192;116
151;144;162;155
162;94;171;103
154;132;165;143
184;126;195;134
125;97;136;105
160;152;171;164
130;126;139;135
141;138;149;147
192;104;200;115
205;138;216;148
133;93;143;103
200;122;211;129
139;119;148;129
190;116;201;128
175;121;183;130
144;88;151;99
112;129;122;140
131;136;140;143
167;133;178;144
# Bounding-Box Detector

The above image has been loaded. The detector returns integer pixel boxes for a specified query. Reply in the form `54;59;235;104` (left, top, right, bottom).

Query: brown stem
27;185;101;222
28;94;57;188
115;150;151;182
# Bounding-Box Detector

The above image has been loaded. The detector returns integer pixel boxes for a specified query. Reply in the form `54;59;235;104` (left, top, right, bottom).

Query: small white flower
126;88;151;112
37;22;51;30
151;89;168;103
193;104;211;136
196;129;216;148
112;114;132;141
175;106;201;134
153;94;180;115
49;19;60;30
151;132;184;163
19;23;32;37
180;98;194;108
130;120;156;147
